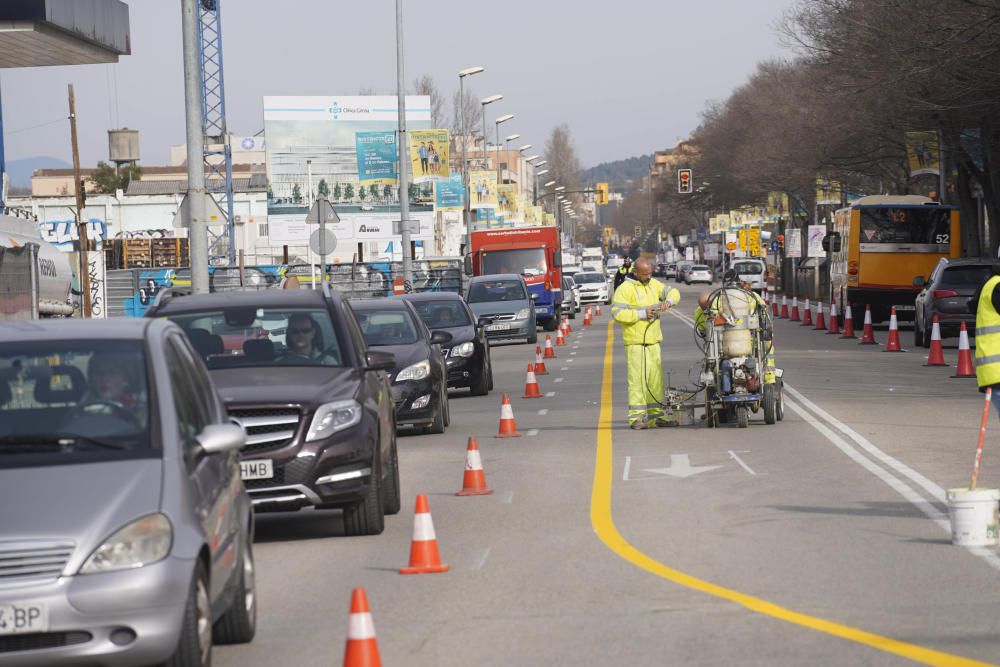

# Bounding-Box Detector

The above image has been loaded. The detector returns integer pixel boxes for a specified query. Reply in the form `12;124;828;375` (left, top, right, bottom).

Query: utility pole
182;0;209;294
68;85;92;318
395;0;413;284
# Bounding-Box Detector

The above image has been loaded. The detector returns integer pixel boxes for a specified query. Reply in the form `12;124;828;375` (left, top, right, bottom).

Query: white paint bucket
946;488;1000;547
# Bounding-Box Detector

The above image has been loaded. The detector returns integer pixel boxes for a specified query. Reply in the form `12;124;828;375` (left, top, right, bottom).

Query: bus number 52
935;234;950;244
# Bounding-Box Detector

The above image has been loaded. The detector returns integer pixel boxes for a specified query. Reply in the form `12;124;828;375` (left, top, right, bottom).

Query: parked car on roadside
352;298;451;434
913;257;1000;347
399;291;493;396
146;287;400;536
0;318;254;667
465;274;538;345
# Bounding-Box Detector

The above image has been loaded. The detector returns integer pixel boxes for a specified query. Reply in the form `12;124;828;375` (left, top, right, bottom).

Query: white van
732;258;766;292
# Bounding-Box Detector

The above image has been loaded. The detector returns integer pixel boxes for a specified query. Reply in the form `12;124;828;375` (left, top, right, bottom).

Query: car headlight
307;399;362;441
515;308;531;320
395;359;430;382
80;513;172;574
451;342;475;358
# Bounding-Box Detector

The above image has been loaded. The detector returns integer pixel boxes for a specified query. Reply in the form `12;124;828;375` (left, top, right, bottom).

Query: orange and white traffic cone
565;317;573;333
343;588;382;667
780;294;789;319
814;303;826;331
495;393;522;438
826;300;839;334
790;296;800;322
859;304;877;345
840;302;856;339
544;335;556;359
596;304;602;316
400;494;449;574
556;329;567;346
801;298;813;326
534;346;549;375
883;307;903;352
771;295;779;318
522;364;543;399
952;322;976;378
583;308;591;326
924;315;947;367
456;436;493;496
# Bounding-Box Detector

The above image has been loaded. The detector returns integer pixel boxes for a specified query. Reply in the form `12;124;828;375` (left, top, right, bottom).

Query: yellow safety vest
611;277;680;346
976;275;1000;389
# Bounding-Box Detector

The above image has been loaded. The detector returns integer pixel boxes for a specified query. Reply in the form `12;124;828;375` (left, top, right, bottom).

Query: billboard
434;174;464;211
355;131;397;186
409;129;450;183
469;170;498;210
785;227;802;258
904;130;942;177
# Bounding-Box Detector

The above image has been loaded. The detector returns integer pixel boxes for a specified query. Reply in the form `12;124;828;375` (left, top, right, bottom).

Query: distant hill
580;154;652;188
5;156;71;187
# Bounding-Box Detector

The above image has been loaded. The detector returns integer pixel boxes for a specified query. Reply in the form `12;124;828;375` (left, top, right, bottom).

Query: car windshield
0;341;152;462
941;266;996;288
481;249;547;277
166;307;344;368
355;309;420;346
574;273;605;284
692;265;710;271
409;300;471;329
734;262;762;274
468;280;527;302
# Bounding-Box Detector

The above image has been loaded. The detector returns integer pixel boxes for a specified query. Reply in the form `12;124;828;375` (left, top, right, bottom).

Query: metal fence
285;261;465;299
0;245;39;321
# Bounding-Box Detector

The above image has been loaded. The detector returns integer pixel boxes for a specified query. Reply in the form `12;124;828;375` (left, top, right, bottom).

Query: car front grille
228;406;302;455
479;312;515;322
241;455;316;490
0;631;92;653
0;541;74;583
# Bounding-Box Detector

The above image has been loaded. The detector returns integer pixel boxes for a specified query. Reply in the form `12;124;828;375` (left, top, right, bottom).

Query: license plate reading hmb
0;603;48;635
240;459;274;480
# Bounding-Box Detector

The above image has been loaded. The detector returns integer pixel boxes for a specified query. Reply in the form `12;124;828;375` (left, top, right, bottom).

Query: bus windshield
858;207;951;251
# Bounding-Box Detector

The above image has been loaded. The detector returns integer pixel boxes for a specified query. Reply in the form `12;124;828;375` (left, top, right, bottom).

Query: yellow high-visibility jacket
612;277;680;345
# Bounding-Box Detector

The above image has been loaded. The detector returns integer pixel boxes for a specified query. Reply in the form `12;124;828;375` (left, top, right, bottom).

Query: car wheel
487;361;495;391
569;309;576;319
527;329;538;345
425;395;446;435
382;433;401;515
165;562;212;667
442;386;451;427
212;537;257;645
763;384;777;425
343;454;385;536
914;319;925;347
736;405;749;429
543;317;558;332
470;363;490;396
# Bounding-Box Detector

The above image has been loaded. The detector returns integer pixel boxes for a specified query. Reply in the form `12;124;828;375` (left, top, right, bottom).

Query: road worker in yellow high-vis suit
612;258;681;429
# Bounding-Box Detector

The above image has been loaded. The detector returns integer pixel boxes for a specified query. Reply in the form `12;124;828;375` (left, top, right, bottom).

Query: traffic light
777;234;785;252
677;169;693;194
595;182;609;205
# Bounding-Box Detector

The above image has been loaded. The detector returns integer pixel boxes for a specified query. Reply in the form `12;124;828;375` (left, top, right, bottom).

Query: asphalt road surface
216;283;1000;666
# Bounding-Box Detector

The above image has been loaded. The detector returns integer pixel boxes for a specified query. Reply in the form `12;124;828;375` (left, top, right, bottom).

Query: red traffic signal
677;169;693;194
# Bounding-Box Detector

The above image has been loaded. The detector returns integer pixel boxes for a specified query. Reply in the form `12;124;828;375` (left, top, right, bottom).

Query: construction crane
198;0;235;265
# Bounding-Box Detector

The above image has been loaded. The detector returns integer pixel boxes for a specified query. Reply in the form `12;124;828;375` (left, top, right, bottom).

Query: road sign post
306;195;340;284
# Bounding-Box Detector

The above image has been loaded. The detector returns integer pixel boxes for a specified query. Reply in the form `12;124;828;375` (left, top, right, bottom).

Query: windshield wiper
0;434;129;451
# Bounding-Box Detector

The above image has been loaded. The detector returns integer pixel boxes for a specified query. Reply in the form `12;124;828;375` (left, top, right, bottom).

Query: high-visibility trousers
626;343;663;424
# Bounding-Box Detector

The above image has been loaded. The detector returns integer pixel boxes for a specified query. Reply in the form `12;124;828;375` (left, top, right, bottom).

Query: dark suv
146;287;399;536
914;257;1000;346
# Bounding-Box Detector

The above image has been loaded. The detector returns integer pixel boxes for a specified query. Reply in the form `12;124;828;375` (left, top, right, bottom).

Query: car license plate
894;305;915;311
240;459;274;480
486;324;511;332
0;603;48;635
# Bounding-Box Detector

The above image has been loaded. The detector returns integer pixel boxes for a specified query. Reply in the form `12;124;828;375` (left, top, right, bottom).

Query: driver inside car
278;313;338;364
74;352;147;431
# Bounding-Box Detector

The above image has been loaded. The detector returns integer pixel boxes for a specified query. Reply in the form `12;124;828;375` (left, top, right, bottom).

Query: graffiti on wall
40;219;107;250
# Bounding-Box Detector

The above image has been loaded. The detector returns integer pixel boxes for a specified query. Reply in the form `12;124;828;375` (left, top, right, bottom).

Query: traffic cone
924;315;948;366
534;346;549;375
596;304;602;316
801;298;813;326
522;364;543;399
952;322;976;378
814;303;826;331
343;588;381;667
583;308;592;326
556;329;566;346
565;317;573;333
780;294;789;319
544;335;556;358
790;296;800;322
859;304;877;345
771;296;779;317
826;300;839;334
495;393;522;438
883;307;903;352
456;436;493;496
840;302;856;339
400;494;449;574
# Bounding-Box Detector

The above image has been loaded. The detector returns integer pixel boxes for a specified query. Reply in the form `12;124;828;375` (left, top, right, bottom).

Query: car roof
940;257;1000;267
0;317;157;343
149;287;333;315
351;298;411;311
397;291;464;303
470;273;523;282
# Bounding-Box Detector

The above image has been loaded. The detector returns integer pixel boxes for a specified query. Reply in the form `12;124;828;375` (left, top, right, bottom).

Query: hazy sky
0;0;797;169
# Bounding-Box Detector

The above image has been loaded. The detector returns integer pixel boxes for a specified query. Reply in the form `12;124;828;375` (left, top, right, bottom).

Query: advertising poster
815;178;843;206
355;131;398;186
767;192;789;219
543;212;555;226
497;184;517;216
807;225;826;257
785;227;802;258
904;130;941;177
747;228;762;257
469;170;498;210
433;174;464;211
409;129;450;183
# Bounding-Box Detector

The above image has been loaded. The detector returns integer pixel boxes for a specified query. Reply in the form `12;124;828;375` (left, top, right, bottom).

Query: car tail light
933;290;958;299
848;261;859;276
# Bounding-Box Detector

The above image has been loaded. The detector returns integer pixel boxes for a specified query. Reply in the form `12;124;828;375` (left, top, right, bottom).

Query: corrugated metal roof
126;176;266;196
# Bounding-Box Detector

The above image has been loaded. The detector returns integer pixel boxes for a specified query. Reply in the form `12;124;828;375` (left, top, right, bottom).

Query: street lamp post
504;133;520;191
394;0;414;283
533;167;549;205
479;94;502;231
494;114;514;184
458;66;484;250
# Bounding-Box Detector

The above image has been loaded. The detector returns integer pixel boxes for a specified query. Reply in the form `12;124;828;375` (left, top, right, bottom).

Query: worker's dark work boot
629;417;648;430
651;416;677;428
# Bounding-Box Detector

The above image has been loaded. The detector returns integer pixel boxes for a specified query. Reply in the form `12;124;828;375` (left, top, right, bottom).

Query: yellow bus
828;195;960;323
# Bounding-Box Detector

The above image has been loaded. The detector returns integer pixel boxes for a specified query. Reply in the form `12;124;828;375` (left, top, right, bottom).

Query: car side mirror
912;276;926;288
197;424;245;455
365;350;396;371
429;330;453;345
530;293;539;301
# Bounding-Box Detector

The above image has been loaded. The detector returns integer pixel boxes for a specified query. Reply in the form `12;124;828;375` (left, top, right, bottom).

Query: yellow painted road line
590;320;993;667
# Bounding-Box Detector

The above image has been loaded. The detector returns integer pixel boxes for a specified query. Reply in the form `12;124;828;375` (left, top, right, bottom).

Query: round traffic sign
726;241;737;251
309;228;337;257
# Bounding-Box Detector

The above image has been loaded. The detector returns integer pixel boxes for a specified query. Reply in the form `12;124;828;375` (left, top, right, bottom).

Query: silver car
0;319;254;666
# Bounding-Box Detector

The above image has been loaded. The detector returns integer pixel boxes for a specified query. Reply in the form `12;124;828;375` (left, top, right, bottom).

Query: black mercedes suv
146;286;399;536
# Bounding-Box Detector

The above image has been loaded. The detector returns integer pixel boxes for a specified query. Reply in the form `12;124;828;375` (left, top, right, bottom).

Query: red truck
467;226;563;331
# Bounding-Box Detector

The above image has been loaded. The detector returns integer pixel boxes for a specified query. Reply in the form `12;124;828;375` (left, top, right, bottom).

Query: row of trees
648;0;1000;255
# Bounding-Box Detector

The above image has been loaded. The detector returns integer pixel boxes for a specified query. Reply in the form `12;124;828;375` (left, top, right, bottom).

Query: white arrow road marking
642;454;721;479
